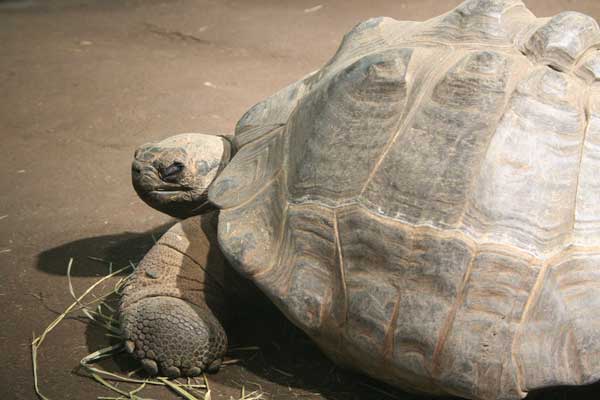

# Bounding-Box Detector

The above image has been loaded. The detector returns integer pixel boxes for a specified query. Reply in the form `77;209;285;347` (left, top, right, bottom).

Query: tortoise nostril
131;161;143;175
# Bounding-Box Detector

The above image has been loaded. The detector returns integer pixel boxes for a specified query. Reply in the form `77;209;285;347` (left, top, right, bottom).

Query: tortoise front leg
119;212;245;377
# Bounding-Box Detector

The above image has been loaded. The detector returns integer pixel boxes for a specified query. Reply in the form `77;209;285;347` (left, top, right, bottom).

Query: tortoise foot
120;296;227;378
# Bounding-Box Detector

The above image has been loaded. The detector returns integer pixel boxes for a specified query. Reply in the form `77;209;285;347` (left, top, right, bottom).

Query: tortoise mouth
146;187;199;202
143;189;213;218
150;189;186;195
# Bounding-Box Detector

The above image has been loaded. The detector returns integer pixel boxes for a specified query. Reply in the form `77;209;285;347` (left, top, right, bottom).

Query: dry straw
31;257;261;400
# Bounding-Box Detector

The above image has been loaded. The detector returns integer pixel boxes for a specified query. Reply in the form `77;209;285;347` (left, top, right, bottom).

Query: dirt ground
4;0;600;399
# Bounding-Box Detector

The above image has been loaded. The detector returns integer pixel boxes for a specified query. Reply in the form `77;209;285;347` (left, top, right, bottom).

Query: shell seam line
332;210;348;328
251;202;288;280
382;292;402;361
571;85;592;233
510;260;549;396
286;199;600;263
430;250;477;377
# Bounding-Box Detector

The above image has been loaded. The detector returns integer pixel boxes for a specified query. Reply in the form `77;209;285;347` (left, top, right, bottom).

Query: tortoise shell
208;1;600;398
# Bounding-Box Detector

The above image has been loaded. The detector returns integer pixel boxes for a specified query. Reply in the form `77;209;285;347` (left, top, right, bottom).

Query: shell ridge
510;259;547;397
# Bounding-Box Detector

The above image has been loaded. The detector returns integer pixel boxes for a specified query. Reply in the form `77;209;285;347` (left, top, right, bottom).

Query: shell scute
434;249;539;399
252;204;345;333
463;68;586;255
415;0;531;45
209;126;284;210
523;12;600;71
288;48;412;204
517;251;600;390
217;173;286;277
361;49;513;227
336;206;473;383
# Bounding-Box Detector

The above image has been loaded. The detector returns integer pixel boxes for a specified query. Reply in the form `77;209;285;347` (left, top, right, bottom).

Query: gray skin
121;1;600;399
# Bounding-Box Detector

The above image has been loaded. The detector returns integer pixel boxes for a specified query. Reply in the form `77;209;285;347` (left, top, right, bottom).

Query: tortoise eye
160;162;185;182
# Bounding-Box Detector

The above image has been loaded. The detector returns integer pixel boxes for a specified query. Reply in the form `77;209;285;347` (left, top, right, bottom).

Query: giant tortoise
120;1;600;398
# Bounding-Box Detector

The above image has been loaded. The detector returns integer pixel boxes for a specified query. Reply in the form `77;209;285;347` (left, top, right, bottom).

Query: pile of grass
31;258;263;400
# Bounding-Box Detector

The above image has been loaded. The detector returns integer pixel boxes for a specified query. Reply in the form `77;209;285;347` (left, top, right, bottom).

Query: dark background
2;0;600;399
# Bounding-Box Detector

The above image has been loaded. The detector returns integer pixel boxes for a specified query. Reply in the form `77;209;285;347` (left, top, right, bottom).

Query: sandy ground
4;0;600;399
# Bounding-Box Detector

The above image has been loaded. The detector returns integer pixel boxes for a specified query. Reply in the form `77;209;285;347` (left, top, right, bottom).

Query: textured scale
209;1;600;399
120;214;230;377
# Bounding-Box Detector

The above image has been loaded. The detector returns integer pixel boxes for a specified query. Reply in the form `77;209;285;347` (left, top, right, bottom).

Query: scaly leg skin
119;212;243;378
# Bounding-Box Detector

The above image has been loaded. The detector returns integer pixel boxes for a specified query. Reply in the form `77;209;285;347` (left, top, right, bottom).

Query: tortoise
119;0;600;398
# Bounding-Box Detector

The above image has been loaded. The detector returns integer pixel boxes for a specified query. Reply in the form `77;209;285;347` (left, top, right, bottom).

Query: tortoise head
132;133;232;219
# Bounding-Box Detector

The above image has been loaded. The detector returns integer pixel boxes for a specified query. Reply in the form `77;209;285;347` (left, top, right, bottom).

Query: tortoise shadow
527;383;600;400
36;222;174;277
223;302;439;400
34;222;178;380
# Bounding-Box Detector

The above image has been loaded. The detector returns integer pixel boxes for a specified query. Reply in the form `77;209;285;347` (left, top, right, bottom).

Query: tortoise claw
141;359;159;375
206;358;222;374
163;366;181;378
